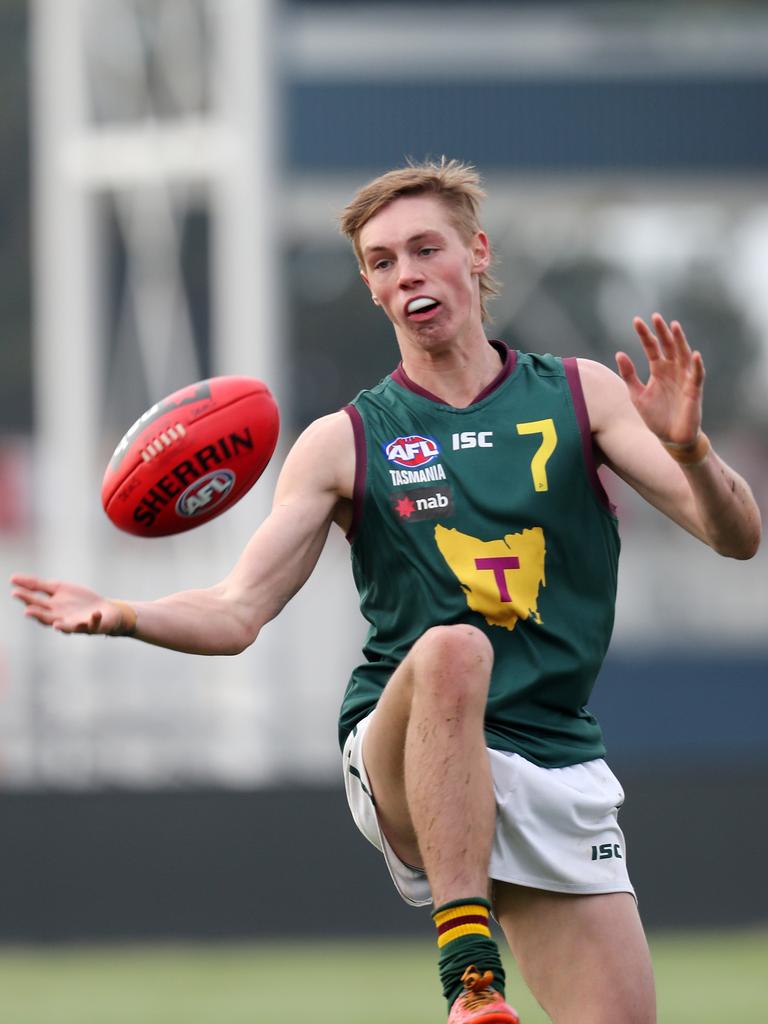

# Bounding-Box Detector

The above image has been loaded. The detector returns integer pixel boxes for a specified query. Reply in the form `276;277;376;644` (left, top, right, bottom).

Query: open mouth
406;296;441;318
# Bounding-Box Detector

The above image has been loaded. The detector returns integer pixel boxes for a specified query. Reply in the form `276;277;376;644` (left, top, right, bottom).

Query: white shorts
342;709;635;908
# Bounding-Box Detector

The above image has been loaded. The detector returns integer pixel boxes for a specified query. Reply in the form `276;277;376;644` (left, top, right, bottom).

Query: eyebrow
363;230;445;258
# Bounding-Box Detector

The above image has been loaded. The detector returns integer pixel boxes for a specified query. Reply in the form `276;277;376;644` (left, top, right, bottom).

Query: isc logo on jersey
383;435;441;468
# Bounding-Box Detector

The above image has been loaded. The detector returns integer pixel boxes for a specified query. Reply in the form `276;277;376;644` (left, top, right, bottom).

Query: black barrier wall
1;771;766;943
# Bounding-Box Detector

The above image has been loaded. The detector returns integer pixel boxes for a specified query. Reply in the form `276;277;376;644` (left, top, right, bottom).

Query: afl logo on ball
383;435;441;468
176;469;236;518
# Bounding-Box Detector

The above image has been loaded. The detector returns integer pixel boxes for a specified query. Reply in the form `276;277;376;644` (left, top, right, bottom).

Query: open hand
10;575;124;635
615;313;704;446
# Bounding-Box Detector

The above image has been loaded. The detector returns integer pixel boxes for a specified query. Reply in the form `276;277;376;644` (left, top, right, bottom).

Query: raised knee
416;625;493;668
412;625;493;703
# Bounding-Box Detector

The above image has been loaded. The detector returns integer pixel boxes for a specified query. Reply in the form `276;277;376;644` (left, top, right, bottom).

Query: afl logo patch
383;434;441;468
176;469;236;518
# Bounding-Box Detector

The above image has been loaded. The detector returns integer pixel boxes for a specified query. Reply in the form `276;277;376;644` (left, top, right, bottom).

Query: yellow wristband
108;599;137;637
662;432;711;466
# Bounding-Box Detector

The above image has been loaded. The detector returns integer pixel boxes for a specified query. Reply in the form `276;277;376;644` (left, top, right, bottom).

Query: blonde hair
340;157;500;321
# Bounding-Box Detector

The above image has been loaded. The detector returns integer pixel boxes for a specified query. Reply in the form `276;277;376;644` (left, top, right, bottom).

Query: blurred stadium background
0;1;766;1020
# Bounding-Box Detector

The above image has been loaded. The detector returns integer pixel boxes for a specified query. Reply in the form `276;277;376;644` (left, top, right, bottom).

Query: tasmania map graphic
434;524;546;631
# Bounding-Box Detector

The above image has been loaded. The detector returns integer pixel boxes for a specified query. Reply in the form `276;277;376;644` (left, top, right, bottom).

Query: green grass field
0;931;765;1023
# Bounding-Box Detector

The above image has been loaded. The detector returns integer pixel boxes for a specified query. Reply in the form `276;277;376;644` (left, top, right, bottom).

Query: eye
419;247;438;257
373;258;392;271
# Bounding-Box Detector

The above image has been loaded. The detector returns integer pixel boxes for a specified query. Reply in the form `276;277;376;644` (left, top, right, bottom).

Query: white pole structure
30;0;101;782
206;0;286;780
28;0;284;785
212;0;283;394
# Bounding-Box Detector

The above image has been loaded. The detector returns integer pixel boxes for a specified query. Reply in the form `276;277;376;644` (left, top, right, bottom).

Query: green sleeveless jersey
339;343;620;768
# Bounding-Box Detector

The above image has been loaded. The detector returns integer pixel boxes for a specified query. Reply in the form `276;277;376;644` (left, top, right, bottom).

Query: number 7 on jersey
516;418;557;492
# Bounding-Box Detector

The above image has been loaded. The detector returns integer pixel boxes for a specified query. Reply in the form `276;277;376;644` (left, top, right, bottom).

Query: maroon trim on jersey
343;404;367;543
391;341;516;406
474;341;516;402
563;357;615;514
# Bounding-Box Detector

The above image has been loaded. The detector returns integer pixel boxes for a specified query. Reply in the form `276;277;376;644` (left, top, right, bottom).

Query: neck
399;333;503;408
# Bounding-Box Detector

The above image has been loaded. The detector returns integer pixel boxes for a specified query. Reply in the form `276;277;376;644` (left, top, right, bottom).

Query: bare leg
362;624;496;906
495;884;656;1024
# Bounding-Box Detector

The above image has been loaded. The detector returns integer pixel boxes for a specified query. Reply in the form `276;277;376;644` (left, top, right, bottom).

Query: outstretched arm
581;313;761;559
11;411;355;654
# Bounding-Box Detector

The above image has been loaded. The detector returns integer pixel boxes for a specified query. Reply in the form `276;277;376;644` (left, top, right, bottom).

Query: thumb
615;352;644;403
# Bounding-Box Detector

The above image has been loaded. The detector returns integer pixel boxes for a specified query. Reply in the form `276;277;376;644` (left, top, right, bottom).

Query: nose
397;255;424;288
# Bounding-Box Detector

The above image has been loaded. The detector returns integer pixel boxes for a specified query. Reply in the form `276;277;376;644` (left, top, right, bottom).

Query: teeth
408;297;438;314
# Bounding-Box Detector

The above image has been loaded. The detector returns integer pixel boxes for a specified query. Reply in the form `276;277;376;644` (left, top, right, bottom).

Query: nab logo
391;485;455;522
383;435;441;468
176;469;235;517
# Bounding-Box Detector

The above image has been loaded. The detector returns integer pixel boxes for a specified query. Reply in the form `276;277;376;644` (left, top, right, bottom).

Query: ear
360;269;380;305
470;231;491;275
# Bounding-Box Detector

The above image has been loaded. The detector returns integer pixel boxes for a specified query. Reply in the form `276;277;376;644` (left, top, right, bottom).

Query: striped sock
432;897;506;1006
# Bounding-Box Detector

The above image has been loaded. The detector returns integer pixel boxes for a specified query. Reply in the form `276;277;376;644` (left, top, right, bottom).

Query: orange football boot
447;965;520;1024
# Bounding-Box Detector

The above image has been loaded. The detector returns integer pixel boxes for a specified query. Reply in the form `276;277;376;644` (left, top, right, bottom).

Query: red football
102;376;279;537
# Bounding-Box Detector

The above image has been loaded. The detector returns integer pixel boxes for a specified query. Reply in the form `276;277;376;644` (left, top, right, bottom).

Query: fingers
10;576;70;634
634;313;681;361
668;318;692;367
632;316;663;362
11;575;105;635
20;607;102;634
634;314;698;368
19;605;79;633
691;350;705;388
11;586;57;626
9;574;58;596
11;587;45;609
22;606;57;626
648;314;679;361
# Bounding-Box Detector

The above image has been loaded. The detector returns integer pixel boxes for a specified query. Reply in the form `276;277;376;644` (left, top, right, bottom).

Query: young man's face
358;194;490;349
